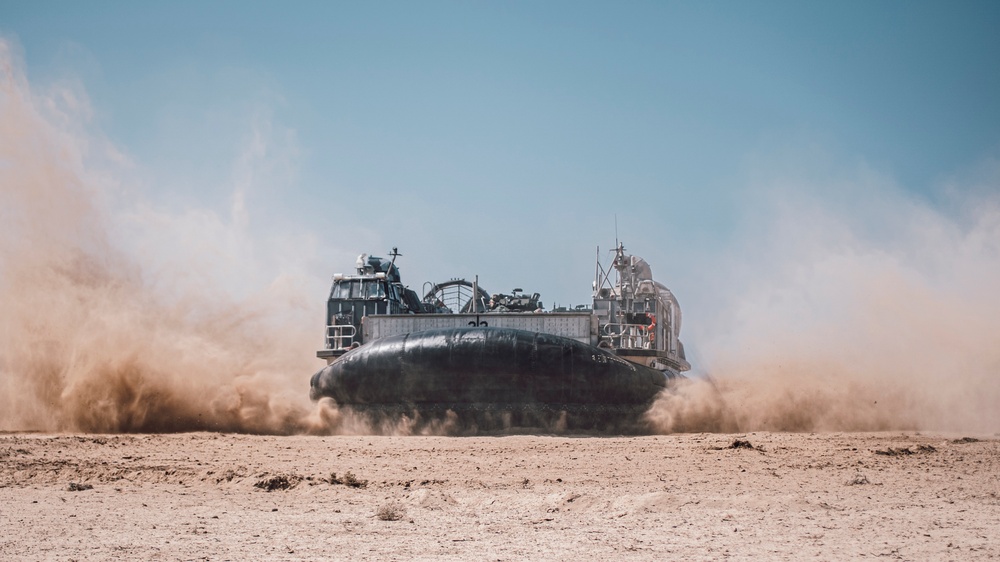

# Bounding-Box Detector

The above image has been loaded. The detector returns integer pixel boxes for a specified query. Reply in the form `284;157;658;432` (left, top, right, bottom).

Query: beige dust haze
648;168;1000;434
0;40;326;434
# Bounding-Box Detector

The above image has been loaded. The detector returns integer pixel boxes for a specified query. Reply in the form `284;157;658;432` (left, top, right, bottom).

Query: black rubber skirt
310;327;679;430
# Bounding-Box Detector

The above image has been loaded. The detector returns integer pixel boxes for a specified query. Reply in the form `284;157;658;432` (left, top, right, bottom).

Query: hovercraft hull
310;326;678;428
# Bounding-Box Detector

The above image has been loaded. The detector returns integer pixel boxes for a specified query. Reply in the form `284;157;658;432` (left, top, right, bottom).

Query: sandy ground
1;431;998;561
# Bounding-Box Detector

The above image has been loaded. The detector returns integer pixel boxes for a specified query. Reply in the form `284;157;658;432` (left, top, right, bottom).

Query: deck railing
602;322;654;350
326;324;357;350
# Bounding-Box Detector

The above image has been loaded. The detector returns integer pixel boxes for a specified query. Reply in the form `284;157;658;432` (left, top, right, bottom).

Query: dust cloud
0;40;340;434
648;162;1000;434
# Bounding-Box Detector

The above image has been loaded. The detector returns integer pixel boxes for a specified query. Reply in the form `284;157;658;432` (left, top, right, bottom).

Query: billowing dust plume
0;40;343;434
648;162;1000;434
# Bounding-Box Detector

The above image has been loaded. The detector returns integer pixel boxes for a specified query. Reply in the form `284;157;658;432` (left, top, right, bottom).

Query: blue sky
3;1;1000;367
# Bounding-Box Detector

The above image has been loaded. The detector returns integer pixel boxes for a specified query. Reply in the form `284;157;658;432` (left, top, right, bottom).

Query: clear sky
3;1;999;368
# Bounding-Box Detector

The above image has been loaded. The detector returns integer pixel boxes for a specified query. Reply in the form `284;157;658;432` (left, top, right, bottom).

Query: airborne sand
2;431;998;560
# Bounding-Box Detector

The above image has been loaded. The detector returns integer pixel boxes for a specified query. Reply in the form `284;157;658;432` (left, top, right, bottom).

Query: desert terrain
1;431;997;560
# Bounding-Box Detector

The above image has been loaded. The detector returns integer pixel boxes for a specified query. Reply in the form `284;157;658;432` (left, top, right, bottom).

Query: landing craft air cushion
309;244;690;429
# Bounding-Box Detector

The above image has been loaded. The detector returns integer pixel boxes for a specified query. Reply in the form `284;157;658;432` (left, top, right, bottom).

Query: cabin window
332;282;348;300
364;281;386;299
333;280;387;300
334;281;361;299
632;301;651;313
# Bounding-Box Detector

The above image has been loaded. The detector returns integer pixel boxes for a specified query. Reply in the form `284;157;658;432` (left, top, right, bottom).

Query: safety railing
326;324;357;350
602;322;655;350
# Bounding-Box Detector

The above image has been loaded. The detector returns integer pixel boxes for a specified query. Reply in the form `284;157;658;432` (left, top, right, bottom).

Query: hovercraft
309;244;690;430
